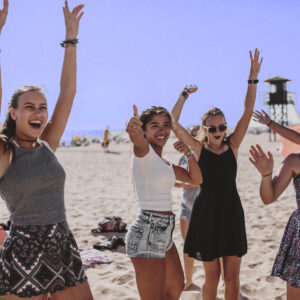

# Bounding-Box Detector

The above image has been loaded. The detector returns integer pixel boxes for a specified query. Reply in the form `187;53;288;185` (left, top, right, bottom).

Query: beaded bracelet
60;38;79;48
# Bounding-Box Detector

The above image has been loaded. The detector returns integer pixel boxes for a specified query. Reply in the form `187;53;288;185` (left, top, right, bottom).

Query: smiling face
204;115;227;146
10;90;48;140
143;113;171;148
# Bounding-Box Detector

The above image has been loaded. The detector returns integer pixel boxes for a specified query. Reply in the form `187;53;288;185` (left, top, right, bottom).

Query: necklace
15;137;38;148
150;143;163;152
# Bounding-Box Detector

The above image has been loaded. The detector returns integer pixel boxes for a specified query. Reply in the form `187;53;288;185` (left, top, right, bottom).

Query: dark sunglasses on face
203;124;227;133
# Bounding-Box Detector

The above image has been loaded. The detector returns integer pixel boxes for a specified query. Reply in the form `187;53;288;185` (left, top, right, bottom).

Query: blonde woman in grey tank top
0;1;93;299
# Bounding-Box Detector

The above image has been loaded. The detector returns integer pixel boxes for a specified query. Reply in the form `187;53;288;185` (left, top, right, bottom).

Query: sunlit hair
199;107;226;143
139;106;171;130
0;85;45;153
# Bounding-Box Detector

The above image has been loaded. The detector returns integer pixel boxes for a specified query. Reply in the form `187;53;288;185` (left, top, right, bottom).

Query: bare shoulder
282;153;300;176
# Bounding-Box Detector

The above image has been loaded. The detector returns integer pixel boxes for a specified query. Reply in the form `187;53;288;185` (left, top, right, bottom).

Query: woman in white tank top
125;104;202;300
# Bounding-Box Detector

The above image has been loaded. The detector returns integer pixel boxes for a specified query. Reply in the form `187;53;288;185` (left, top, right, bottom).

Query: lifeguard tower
263;76;296;141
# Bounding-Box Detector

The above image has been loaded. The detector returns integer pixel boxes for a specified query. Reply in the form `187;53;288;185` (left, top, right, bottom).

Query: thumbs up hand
173;131;190;154
126;105;144;135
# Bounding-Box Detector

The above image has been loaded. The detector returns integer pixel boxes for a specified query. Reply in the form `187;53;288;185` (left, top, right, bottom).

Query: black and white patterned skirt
0;222;87;298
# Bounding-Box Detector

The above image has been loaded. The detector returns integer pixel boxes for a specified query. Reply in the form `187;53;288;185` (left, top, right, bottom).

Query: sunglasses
203;124;227;133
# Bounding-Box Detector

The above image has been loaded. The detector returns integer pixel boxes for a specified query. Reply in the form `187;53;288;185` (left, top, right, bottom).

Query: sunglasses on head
203;124;227;133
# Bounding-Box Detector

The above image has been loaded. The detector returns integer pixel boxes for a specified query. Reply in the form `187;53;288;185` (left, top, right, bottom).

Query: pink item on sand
280;124;300;157
79;249;113;269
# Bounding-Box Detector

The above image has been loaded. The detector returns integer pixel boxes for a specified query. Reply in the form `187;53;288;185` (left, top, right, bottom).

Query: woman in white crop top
125;105;202;300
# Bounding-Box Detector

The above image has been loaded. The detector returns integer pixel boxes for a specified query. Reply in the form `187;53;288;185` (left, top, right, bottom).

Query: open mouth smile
29;120;42;129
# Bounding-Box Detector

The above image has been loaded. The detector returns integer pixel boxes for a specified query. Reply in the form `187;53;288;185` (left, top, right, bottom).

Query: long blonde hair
199;107;226;143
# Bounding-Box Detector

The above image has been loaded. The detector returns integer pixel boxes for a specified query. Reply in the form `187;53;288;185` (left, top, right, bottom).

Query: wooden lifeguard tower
263;76;296;141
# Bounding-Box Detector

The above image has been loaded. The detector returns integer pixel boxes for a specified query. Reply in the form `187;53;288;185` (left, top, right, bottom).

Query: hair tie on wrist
267;120;272;127
262;171;273;177
248;79;259;84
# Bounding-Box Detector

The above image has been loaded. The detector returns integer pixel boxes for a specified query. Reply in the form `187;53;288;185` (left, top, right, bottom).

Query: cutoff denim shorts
126;210;175;258
179;202;193;220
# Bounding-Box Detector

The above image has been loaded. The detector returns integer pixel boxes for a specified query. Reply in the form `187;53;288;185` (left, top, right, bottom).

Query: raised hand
249;48;263;80
173;132;190;154
252;109;271;126
63;0;84;39
126;105;143;136
249;144;273;176
0;0;8;33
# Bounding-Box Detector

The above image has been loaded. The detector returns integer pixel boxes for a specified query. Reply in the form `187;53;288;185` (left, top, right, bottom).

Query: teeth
30;120;41;124
157;136;165;140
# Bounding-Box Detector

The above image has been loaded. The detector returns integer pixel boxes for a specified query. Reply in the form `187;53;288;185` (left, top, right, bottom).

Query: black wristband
60;38;79;48
267;120;273;127
248;79;259;84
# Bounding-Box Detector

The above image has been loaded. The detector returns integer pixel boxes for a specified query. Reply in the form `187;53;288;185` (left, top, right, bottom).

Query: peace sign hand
249;48;263;80
0;0;8;33
252;110;271;126
126;105;144;136
249;144;273;176
63;0;84;40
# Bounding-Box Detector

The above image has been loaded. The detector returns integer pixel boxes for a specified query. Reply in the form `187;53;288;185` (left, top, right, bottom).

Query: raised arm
253;109;300;145
125;104;149;157
228;49;263;149
0;0;8;118
249;144;295;205
173;133;202;185
41;1;84;151
171;85;201;155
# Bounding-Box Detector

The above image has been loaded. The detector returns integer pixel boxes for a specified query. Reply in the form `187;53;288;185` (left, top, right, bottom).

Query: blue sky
1;0;300;131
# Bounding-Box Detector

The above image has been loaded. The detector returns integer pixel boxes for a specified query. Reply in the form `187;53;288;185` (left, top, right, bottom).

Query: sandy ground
0;132;296;300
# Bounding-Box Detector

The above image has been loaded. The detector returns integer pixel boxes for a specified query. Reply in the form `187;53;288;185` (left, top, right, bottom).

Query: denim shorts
126;210;175;258
179;202;193;220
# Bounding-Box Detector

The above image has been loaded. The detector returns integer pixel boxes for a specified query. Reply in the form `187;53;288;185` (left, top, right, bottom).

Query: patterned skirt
0;222;87;298
271;209;300;288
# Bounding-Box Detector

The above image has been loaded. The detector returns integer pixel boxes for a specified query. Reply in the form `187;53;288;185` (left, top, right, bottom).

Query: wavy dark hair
0;85;45;153
139;106;171;130
199;107;227;143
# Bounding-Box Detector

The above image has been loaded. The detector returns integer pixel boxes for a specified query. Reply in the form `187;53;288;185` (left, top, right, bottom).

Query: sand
0;132;296;300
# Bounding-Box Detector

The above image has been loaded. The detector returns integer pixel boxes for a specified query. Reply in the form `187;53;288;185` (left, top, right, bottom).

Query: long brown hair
199;107;226;143
0;85;45;153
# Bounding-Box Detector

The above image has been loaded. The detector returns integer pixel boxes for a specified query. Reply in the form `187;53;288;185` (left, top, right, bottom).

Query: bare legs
202;256;241;300
180;219;195;290
131;244;184;300
287;283;300;300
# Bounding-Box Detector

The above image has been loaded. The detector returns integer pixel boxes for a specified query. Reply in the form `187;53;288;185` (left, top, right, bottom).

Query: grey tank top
0;140;66;225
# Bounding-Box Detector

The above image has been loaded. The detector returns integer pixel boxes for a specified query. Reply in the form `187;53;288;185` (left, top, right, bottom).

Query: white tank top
131;145;176;211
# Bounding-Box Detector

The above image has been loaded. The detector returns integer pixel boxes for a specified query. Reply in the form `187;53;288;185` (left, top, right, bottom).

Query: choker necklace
150;143;163;152
16;137;37;143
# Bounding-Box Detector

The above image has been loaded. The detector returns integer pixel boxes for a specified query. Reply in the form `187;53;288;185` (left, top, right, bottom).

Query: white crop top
131;145;176;211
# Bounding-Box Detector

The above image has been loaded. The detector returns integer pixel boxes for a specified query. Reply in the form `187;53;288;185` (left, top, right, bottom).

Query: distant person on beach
175;125;200;290
249;144;300;299
125;105;202;300
171;49;263;299
102;126;110;152
0;1;93;299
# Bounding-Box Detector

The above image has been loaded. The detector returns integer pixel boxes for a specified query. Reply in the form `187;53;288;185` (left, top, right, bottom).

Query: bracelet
262;171;273;177
248;79;259;84
60;38;79;48
185;149;194;160
267;120;272;127
181;90;189;100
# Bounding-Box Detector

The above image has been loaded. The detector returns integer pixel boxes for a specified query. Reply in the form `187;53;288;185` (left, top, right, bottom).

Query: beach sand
0;132;295;300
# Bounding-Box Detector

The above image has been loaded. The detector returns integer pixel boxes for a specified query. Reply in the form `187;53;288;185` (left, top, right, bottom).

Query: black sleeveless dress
184;145;247;261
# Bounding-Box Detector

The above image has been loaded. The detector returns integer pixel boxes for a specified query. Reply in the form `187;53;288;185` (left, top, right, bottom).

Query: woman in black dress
171;49;262;300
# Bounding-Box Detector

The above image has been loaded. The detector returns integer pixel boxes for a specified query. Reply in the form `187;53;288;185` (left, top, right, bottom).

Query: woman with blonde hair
171;49;263;299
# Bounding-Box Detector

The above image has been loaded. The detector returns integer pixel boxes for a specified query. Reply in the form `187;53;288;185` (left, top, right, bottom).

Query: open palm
63;0;84;39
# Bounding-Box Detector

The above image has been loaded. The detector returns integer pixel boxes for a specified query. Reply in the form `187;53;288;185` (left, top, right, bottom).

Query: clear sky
1;0;300;131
